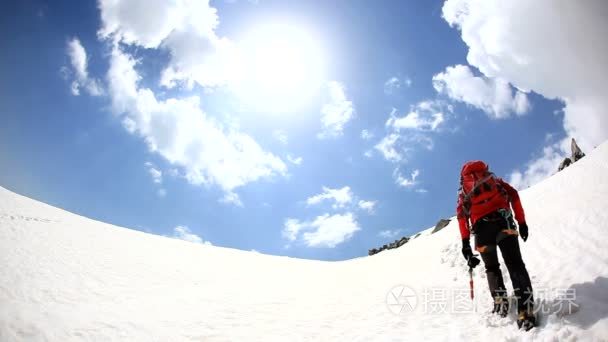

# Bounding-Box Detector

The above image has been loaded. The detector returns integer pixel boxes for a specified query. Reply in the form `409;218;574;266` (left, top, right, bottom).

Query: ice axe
468;266;474;300
467;254;479;301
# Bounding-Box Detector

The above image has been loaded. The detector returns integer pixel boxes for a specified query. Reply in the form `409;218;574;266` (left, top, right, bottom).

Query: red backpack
459;161;509;219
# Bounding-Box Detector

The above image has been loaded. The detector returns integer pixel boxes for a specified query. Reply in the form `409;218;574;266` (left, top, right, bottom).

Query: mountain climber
456;160;536;330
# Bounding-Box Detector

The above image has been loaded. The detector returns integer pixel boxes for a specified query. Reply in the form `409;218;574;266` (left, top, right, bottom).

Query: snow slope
1;143;608;342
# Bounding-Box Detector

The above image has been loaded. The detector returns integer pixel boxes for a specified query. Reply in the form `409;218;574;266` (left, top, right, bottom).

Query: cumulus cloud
441;0;608;150
358;200;377;214
319;81;355;138
144;161;166;197
107;47;286;197
98;0;235;89
285;186;374;247
282;213;360;248
384;76;411;95
305;186;377;214
384;77;399;94
306;186;354;209
282;218;305;242
386;104;446;131
286;155;303;166
394;169;420;188
144;162;163;184
375;133;404;163
432;64;530;119
376;101;450;163
508;138;568;189
219;192;243;207
171;225;211;245
65;38;103;96
360;129;374;140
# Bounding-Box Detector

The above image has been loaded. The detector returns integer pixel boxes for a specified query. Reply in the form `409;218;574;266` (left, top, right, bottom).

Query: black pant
473;213;534;311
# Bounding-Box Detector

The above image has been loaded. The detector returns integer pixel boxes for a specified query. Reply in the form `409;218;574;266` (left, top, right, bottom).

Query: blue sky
1;0;606;260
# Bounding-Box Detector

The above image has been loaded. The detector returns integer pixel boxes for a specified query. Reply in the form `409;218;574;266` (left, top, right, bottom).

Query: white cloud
386;106;445;131
286;155;303;166
65;38;103;96
360;129;374;140
284;187;373;247
98;0;235;89
432;64;530;119
283;213;360;248
145;162;166;197
384;76;411;95
378;229;402;239
306;186;353;209
219;192;243;207
282;218;305;242
394;169;420;188
415;188;428;194
302;213;360;248
358;200;377;214
509;138;568;189
145;162;163;184
441;0;608;151
376;101;449;163
384;77;400;95
106;47;287;196
171;225;211;245
273;130;288;145
319;81;355;138
375;133;404;163
306;186;377;215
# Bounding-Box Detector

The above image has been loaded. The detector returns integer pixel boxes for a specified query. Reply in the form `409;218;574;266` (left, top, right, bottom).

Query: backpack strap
462;172;495;203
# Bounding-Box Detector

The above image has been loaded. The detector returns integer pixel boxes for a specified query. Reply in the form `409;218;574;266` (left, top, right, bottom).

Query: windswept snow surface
2;143;608;341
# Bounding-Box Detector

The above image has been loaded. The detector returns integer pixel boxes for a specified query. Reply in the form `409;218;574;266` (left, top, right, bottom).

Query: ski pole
469;267;474;300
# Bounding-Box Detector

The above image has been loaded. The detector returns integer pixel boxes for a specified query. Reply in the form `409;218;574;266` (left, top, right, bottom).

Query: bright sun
233;22;326;113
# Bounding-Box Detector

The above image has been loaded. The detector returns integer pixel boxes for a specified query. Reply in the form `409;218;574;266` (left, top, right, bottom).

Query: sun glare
234;22;326;113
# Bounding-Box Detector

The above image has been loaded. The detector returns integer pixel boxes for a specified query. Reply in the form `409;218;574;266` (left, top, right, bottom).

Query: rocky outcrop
431;218;451;234
368;236;410;256
558;157;572;171
571;138;585;162
558;138;585;172
368;219;451;256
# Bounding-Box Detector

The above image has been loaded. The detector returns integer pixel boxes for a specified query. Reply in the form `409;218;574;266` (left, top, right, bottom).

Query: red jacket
456;178;526;240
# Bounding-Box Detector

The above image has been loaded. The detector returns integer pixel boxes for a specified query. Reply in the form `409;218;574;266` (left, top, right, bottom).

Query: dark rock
397;237;409;247
571;138;585;162
431;218;452;234
558;157;572;171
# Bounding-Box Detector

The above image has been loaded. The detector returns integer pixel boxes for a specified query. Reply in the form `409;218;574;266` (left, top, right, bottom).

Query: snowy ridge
1;143;608;341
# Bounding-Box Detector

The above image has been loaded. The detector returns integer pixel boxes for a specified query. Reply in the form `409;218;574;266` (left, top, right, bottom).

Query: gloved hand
519;222;529;242
462;239;480;268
